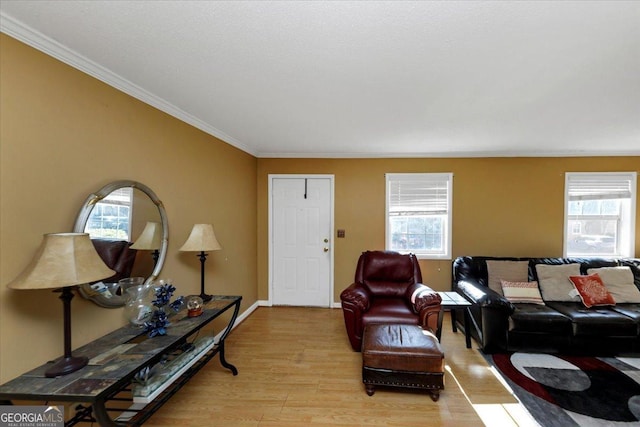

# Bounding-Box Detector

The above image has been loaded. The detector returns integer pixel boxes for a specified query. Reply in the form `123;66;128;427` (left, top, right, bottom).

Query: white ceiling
1;1;639;158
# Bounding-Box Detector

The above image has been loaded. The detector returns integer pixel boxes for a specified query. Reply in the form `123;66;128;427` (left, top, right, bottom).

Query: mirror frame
73;180;168;308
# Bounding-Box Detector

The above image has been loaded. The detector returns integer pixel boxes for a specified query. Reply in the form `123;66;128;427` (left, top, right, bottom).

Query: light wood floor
139;306;540;427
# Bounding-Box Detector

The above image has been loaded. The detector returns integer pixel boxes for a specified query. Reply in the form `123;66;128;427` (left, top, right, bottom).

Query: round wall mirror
73;180;168;308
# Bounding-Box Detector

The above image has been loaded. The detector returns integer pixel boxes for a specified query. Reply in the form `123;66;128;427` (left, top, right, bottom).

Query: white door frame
268;174;335;307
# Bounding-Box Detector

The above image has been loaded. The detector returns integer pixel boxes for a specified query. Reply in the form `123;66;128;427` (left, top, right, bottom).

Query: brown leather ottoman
362;324;444;401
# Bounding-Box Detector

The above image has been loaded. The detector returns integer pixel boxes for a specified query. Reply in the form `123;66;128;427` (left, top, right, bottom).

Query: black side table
436;291;473;348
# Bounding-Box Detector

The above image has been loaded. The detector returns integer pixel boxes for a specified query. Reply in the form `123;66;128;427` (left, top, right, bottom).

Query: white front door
270;175;333;307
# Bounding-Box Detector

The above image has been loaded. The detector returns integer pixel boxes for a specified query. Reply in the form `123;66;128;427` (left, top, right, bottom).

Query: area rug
488;352;640;426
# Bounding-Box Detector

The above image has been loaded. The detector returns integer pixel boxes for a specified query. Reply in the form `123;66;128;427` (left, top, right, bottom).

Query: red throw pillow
569;273;616;308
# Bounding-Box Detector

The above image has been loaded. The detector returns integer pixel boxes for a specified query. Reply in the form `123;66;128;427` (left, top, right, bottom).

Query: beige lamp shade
179;224;222;252
130;221;162;250
7;233;115;290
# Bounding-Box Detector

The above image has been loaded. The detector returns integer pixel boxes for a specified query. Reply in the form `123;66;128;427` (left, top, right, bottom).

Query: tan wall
2;32;639;385
257;158;640;301
0;35;258;382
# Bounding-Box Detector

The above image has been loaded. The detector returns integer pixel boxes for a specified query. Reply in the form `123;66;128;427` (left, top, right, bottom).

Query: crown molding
0;12;257;157
257;149;640;159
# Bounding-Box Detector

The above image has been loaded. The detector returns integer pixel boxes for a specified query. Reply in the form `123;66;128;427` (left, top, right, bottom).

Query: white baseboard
233;300;260;327
257;299;341;309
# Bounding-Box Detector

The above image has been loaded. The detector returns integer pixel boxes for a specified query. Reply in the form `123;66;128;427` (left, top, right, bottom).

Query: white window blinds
387;173;452;215
564;171;637;258
386;173;453;259
566;173;634;201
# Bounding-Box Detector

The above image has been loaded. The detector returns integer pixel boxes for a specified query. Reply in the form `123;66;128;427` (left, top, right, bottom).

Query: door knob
323;247;329;252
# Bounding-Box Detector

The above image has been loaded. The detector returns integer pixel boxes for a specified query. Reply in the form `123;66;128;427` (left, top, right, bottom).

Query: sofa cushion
587;266;640;303
501;280;544;305
569;274;616;308
487;260;529;295
509;304;572;334
546;302;637;337
362;298;419;326
610;304;640;324
535;263;582;302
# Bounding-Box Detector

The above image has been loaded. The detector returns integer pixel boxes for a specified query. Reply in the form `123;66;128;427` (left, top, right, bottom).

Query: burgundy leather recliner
91;239;138;283
340;250;442;351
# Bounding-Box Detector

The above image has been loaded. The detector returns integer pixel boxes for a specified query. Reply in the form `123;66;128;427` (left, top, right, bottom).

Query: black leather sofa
452;256;640;354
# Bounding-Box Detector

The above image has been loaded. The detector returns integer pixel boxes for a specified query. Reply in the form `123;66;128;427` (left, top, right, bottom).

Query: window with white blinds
386;173;453;259
564;172;637;257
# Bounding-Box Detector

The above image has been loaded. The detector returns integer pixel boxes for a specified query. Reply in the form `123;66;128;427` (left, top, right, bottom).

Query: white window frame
563;172;637;258
385;173;453;260
86;187;134;240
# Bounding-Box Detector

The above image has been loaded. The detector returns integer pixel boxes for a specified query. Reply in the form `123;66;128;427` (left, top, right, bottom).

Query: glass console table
0;295;242;426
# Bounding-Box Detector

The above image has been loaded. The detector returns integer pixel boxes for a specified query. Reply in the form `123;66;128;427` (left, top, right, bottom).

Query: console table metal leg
216;298;241;375
92;397;120;427
218;341;238;375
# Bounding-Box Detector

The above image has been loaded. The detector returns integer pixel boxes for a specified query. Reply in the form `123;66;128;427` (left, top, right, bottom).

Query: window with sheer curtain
386;173;453;259
564;172;637;258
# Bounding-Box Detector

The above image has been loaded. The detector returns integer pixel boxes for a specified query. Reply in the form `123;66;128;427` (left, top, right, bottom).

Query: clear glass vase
118;276;145;294
124;282;155;326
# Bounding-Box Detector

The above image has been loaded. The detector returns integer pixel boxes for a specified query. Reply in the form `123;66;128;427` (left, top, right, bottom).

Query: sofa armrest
455;279;514;353
456;279;515;313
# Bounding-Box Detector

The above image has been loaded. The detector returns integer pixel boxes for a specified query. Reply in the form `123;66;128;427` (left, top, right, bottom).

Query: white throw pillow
535;263;581;302
500;280;545;305
587;266;640;303
486;260;529;296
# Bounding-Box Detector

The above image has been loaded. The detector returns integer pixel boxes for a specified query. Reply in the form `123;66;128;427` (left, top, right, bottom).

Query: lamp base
200;293;213;303
45;355;89;378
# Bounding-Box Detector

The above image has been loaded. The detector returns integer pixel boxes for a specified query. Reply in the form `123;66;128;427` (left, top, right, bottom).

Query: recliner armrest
405;283;442;334
340;282;373;351
405;282;441;313
340;282;371;312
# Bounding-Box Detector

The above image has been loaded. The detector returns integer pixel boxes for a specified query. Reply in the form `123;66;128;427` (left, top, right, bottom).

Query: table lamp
130;221;162;264
7;233;115;378
179;224;221;302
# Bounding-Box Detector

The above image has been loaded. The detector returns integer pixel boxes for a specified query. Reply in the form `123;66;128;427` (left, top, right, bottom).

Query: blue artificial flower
143;281;183;337
152;283;177;307
144;306;171;337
